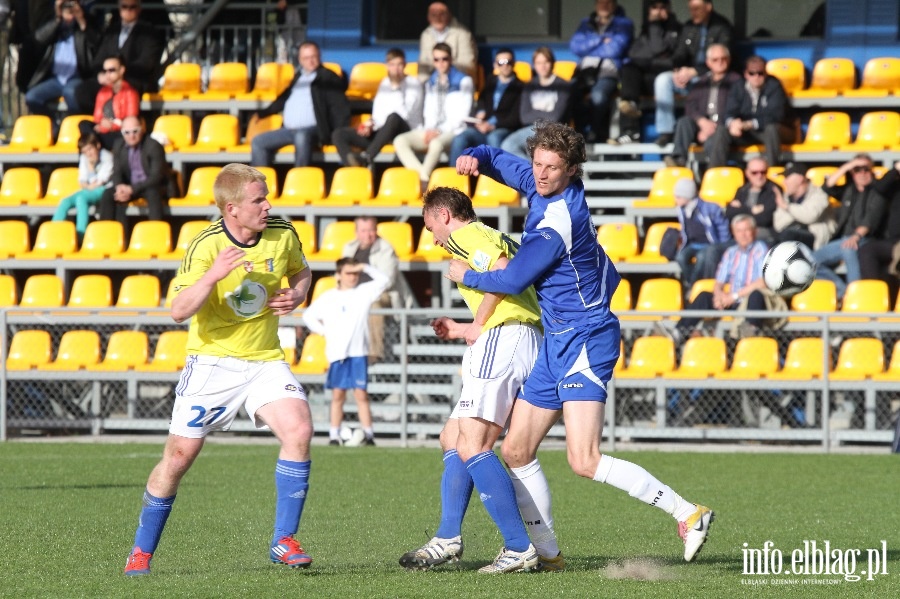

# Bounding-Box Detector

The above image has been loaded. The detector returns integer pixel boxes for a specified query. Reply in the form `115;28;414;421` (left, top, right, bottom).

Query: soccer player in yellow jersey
400;187;559;573
124;164;315;575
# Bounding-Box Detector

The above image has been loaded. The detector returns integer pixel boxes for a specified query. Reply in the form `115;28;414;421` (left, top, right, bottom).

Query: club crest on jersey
224;280;267;318
243;260;254;272
266;258;274;272
472;250;492;272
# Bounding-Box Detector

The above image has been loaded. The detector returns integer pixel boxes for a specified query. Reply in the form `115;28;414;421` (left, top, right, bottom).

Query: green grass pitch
1;442;897;598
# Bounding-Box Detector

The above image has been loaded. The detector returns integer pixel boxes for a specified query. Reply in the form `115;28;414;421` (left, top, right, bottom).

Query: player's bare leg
353;388;375;444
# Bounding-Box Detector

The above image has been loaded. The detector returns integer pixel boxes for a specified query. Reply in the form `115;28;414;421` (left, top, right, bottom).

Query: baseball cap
783;162;808;178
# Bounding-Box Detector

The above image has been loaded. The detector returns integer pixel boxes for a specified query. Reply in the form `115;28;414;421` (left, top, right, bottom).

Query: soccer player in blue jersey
449;121;715;562
124;164;315;575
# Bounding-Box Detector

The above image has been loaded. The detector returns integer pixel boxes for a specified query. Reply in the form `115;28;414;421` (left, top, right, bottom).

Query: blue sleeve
463;145;535;195
570;18;634;59
714;206;731;242
462;228;566;295
569;18;601;57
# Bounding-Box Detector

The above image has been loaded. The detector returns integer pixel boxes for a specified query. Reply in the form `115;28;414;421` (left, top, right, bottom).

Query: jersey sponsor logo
561;382;583;388
539;232;551;240
224;280;268;318
266;258;274;272
472;249;492;272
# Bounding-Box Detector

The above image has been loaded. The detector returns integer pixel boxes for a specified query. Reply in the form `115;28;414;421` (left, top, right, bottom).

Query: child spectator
51;133;113;239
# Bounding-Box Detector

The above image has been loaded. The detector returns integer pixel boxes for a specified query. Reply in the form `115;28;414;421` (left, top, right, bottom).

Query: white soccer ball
762;241;817;296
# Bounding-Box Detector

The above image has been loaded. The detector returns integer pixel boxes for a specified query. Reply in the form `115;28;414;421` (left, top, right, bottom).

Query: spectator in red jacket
79;55;140;149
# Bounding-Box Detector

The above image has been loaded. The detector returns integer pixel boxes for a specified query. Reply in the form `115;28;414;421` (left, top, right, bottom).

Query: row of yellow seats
767;57;900;98
6;329;187;372
1;273;165;311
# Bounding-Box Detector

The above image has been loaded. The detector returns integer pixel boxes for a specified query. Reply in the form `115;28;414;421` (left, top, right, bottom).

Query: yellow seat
45;114;92;153
0;220;30;257
114;274;161;311
668;337;728;379
0;273;16;307
618;336;676;378
169;166;221;206
597;223;639;262
716;337;780;380
699;166;744;207
829;337;884;380
137;330;189;372
765;58;806;96
307;221;356;261
179;114;239;153
290;220;317;255
0;115;53;153
370;167;421;206
193;62;248;100
233;114;283;153
791;58;855;98
250;165;279;200
610;278;631;315
632;167;693;208
310;276;337;302
803;166;842;187
769;337;830;380
842;57;900;97
38;330;101;371
19;274;64;309
151;114;193;151
279;166;326;206
64;220;124;259
472;175;519;207
322;166;373;206
6;330;53;370
322;62;343;78
840;111;900;151
832;279;889;323
159;220;213;261
89;330;149;371
377;221;415;260
789;279;836;322
687;278;718;303
410;227;450;262
767;165;785;187
33;167;80;207
626;222;680;264
789;111;852;151
112;221;172;260
872;340;900;381
292;333;329;374
427;167;470;196
403;62;418;78
237;62;295;101
552;60;577;81
346;62;388;101
626;278;682;321
16;221;77;259
498;61;532;82
146;62;202;101
0;167;42;206
66;274;113;312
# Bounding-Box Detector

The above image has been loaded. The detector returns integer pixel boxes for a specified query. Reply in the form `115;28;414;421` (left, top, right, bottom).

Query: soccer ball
762;241;817;296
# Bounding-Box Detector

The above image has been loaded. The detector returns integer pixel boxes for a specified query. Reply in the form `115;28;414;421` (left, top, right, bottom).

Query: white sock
363;427;374;439
329;426;340;440
509;459;560;558
593;454;695;521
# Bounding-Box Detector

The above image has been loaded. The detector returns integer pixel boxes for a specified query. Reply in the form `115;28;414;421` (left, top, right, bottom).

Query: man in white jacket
417;2;477;80
773;162;836;250
393;42;473;190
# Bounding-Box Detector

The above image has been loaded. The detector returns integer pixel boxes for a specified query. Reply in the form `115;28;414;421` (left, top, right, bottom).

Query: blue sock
132;490;176;554
435;449;473;539
272;459;311;546
466;451;531;552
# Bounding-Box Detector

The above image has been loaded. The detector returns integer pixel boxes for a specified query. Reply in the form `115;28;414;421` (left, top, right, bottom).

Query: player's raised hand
445;259;471;283
209;246;247;281
456;155;480;177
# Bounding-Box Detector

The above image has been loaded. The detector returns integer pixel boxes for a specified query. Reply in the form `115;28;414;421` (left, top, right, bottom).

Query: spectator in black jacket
448;48;523;163
725;157;778;243
251;41;351;168
859;161;900;296
611;0;681;144
652;0;733;146
708;55;795;168
665;43;739;166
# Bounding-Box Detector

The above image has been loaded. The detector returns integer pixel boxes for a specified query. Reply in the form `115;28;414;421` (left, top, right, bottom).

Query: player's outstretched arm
171;246;247;323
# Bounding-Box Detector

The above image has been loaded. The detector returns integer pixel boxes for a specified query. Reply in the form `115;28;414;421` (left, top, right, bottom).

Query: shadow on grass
12;483;143;491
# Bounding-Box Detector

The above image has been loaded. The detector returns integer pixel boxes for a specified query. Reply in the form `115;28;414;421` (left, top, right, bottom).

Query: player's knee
567;449;600;479
500;440;532;469
438;427;456;452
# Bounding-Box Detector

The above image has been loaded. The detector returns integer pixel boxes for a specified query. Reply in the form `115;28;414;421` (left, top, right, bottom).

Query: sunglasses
747;170;767;175
496;59;512;66
433;56;450;63
122;129;141;135
119;4;139;9
746;70;765;76
851;166;872;173
102;67;119;73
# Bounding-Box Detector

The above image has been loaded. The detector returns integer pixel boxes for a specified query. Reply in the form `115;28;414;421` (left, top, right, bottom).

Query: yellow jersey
171;217;308;361
445;221;542;332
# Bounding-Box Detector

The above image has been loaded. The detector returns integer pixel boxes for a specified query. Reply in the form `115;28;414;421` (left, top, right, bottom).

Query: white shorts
450;322;542;426
169;355;307;438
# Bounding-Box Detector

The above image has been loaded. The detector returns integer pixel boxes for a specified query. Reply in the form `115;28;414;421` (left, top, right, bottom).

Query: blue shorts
325;356;368;390
522;316;620;409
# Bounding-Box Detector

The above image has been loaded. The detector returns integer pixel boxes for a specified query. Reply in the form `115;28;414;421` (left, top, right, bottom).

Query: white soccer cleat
477;544;539;574
399;536;463;570
679;504;714;562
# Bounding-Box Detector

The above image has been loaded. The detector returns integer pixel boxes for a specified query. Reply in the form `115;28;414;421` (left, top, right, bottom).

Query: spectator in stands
75;0;164;112
393;42;473;191
611;0;681;145
77;54;139;150
773;161;835;250
448;48;523;164
664;43;739;167
250;41;350;168
98;116;168;237
707;55;795;168
331;48;423;168
673;176;731;297
417;2;477;81
303;258;390;447
275;0;304;63
813;154;888;299
25;0;99;117
859;160;900;293
653;0;734;146
569;0;633;143
341;216;413;362
163;0;203;63
725;157;778;244
51;133;113;240
500;46;572;160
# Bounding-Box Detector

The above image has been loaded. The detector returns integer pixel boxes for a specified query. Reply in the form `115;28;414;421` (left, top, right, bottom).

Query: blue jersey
461;146;621;334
